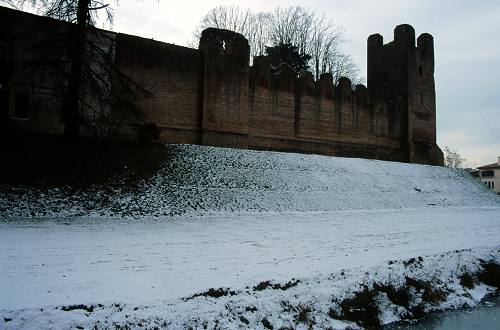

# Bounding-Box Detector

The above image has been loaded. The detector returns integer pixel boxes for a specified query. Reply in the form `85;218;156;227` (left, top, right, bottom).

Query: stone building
476;157;500;194
0;6;443;165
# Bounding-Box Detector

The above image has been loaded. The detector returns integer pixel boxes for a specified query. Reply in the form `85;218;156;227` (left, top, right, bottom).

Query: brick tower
367;24;443;165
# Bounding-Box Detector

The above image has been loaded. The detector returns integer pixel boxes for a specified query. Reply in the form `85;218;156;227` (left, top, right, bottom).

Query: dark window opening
0;89;9;119
0;44;12;63
14;93;29;119
418;65;423;76
481;170;494;178
0;43;12;84
420;93;423;104
382;72;389;83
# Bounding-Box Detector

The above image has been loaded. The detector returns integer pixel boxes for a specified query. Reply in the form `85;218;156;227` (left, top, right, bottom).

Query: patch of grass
422;286;447;304
245;306;258;313
403;256;422;267
60;304;94;313
409;303;426;319
185;287;236;300
239;316;249;325
261;317;273;329
295;306;311;324
477;260;500;289
253;279;301;291
405;277;427;291
327;307;341;319
339;286;381;329
373;283;411;308
254;281;273;291
281;301;293;312
459;272;475;289
406;276;447;304
280;279;301;290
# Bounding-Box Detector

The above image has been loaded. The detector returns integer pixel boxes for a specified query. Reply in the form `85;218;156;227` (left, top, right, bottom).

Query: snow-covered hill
1;145;499;329
1;144;498;218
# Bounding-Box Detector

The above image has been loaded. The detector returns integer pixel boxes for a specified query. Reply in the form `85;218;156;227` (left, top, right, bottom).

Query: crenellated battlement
365;24;441;164
0;5;442;165
250;59;369;105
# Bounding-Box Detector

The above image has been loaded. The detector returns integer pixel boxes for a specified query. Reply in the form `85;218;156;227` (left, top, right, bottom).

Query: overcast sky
112;0;500;166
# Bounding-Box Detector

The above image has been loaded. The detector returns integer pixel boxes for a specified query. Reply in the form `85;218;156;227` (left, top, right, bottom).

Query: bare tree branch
443;146;467;169
192;5;364;85
1;0;146;139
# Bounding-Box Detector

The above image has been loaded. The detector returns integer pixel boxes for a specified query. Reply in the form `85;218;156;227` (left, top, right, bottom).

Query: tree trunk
64;0;89;139
315;58;319;81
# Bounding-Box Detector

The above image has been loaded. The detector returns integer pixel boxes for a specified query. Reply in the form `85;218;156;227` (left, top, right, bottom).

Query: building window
0;88;8;118
0;43;12;67
382;72;389;83
0;43;12;86
493;181;495;189
13;93;30;119
481;170;494;177
419;65;423;76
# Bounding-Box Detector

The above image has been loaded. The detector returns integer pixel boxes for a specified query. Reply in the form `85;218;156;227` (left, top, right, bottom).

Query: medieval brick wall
0;6;68;136
198;28;250;148
1;6;443;165
115;33;204;144
247;59;401;160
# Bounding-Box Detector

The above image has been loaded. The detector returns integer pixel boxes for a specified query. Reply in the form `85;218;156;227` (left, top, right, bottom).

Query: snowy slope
1;144;498;218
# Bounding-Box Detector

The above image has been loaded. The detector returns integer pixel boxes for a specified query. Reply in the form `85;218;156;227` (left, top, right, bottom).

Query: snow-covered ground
1;145;499;329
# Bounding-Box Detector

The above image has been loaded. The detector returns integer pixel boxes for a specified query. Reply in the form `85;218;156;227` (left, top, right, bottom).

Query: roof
477;162;500;170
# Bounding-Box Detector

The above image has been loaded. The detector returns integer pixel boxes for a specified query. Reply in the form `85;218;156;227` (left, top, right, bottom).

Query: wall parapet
0;6;443;165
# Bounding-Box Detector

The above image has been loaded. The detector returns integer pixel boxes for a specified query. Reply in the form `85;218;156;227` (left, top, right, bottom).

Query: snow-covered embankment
0;145;499;329
1;144;498;218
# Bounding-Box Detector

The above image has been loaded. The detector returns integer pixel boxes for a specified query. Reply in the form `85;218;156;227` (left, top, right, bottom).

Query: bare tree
192;5;251;41
3;0;144;139
443;146;467;169
308;14;343;81
327;53;363;86
193;5;363;85
268;6;314;56
246;12;271;57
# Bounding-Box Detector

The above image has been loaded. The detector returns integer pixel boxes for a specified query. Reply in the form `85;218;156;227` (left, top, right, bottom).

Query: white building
477;157;500;194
